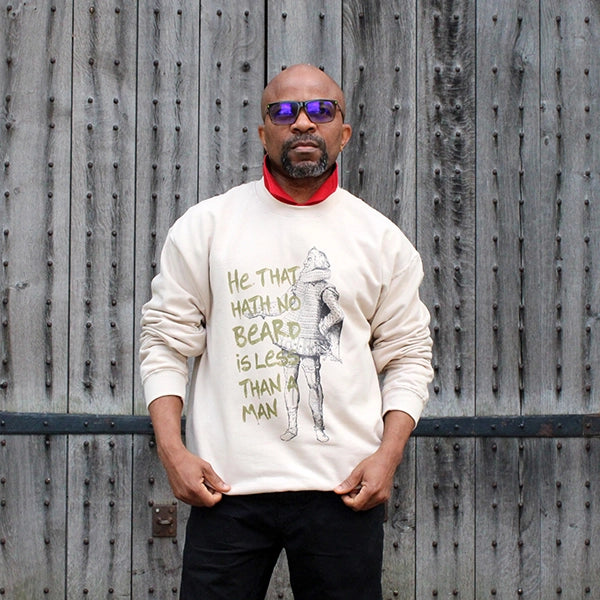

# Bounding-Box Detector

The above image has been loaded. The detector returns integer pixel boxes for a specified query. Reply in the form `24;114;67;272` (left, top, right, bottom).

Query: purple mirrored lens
305;100;335;122
275;102;296;120
269;102;297;124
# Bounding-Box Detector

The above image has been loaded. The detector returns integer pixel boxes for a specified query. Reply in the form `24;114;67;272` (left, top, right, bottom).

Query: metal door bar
1;412;598;436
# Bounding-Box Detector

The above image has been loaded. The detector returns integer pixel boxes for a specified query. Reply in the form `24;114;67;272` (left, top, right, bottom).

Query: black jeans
180;491;385;600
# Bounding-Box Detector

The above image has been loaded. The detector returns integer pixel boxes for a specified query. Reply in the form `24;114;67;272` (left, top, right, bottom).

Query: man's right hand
148;395;230;507
160;445;231;507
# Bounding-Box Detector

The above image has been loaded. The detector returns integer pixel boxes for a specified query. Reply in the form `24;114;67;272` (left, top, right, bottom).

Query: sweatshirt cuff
382;387;427;427
143;371;188;408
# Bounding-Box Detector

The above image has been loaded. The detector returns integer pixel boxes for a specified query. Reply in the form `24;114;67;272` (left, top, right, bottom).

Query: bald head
261;64;346;120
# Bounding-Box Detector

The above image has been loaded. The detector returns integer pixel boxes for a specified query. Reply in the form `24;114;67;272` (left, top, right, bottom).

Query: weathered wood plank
415;438;475;599
416;0;476;416
132;435;189;598
133;1;200;415
70;1;137;413
0;1;71;411
66;435;132;598
197;2;265;200
475;0;540;415
341;0;416;234
266;0;342;81
539;438;599;598
544;2;599;411
475;438;536;597
531;0;600;413
0;435;66;598
510;438;544;599
382;439;416;599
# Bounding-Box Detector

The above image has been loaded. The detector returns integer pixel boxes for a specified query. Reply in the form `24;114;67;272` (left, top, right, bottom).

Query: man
140;64;433;600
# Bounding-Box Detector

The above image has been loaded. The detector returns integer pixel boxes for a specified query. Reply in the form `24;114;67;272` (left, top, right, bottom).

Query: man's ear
258;124;267;151
340;123;352;151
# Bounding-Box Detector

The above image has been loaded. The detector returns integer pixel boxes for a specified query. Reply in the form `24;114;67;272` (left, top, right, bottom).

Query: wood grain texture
532;0;600;413
0;1;71;411
382;439;416;599
70;1;137;413
475;438;535;597
66;435;132;598
131;435;190;598
133;1;200;415
538;438;599;598
267;0;342;81
342;0;417;236
415;437;475;599
197;1;265;200
475;0;540;415
0;435;66;598
266;551;293;600
416;0;476;416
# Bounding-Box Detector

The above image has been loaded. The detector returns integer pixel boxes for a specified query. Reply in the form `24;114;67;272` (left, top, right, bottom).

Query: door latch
152;504;177;537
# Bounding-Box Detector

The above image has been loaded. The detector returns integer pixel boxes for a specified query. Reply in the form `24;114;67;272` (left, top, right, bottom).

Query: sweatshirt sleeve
139;226;209;408
370;245;433;425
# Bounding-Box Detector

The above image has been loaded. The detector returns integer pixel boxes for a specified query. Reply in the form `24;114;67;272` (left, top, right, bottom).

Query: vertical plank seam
65;1;76;596
263;0;269;90
473;0;478;419
473;0;478;596
130;3;141;596
196;2;202;205
414;9;420;597
131;0;140;417
535;3;543;590
414;0;419;252
536;0;543;422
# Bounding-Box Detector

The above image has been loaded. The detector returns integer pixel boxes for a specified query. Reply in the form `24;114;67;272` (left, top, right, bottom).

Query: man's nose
292;108;316;131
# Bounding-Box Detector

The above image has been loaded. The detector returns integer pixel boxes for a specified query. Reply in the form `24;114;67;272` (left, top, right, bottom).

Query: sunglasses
265;99;343;125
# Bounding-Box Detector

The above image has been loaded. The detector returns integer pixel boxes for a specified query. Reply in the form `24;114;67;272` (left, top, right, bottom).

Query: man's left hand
334;410;414;511
334;449;398;511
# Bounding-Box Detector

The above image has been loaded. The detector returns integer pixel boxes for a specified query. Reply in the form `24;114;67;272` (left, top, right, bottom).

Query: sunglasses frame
264;99;343;125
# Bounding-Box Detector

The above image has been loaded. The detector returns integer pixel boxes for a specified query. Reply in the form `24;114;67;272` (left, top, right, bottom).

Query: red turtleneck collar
262;157;338;206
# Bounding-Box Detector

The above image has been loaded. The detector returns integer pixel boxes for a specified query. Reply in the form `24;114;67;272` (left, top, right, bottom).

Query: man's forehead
263;65;341;102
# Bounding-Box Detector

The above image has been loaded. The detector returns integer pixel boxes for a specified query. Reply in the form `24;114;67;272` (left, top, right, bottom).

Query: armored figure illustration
248;248;344;442
278;247;343;442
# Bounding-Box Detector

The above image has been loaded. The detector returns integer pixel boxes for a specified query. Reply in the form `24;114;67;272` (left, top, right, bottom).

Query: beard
280;135;329;178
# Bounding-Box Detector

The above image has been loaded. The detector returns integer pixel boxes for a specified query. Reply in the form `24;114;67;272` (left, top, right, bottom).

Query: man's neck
263;158;338;206
269;168;334;204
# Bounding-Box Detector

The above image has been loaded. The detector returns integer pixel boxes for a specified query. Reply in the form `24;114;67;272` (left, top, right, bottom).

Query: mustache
282;134;326;153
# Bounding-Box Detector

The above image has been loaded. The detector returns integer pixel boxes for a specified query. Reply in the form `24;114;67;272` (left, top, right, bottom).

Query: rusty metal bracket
152;504;177;538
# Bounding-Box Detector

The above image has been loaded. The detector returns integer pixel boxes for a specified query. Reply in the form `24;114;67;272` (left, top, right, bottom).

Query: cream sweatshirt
140;179;433;495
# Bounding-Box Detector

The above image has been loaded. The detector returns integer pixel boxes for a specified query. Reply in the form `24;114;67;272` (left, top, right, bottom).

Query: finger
202;464;231;493
334;473;363;495
196;485;223;507
340;483;370;510
343;483;387;511
181;479;225;507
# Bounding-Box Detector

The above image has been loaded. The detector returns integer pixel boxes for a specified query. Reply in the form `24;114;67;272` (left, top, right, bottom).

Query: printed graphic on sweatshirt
227;248;344;442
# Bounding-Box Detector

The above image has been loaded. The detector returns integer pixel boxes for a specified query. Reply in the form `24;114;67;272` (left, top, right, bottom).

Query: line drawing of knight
247;247;344;443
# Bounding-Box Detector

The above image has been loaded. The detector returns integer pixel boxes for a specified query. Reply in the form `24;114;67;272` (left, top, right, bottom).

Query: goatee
281;135;329;178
